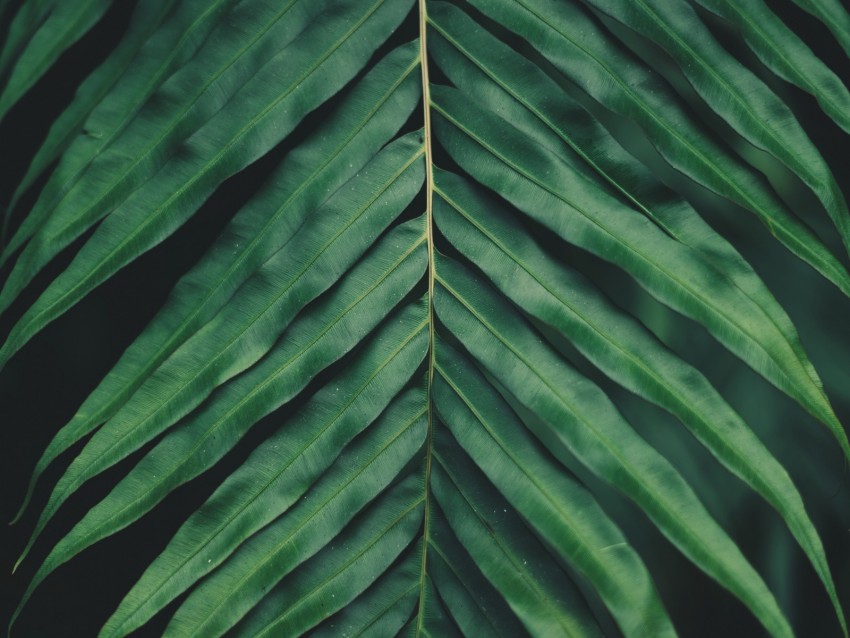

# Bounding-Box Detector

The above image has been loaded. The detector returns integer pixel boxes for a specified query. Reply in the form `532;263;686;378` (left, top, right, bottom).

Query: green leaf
693;0;850;134
433;343;671;637
9;45;421;525
14;132;425;570
2;0;310;270
161;387;428;637
0;0;415;362
0;0;113;122
787;0;850;56
426;512;532;638
310;548;420;638
434;254;792;638
17;216;426;627
426;1;826;424
582;0;850;253
98;299;429;637
231;473;426;638
4;1;848;636
464;0;850;297
0;0;58;80
430;83;848;459
1;0;229;237
433;168;846;634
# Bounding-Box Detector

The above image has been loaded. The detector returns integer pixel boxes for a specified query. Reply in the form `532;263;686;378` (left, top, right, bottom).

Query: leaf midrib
416;0;438;635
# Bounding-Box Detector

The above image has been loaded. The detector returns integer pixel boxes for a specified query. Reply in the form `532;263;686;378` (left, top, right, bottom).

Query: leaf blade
434;342;671;638
9;41;421;526
435;253;793;638
431;83;849;460
583;0;850;253
464;0;850;296
0;0;416;362
434;167;845;635
96;299;429;637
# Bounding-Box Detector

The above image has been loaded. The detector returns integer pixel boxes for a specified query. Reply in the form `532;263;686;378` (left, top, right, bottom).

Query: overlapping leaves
2;0;848;636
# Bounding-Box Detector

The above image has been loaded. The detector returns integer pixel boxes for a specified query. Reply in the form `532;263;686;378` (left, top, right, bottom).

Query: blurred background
1;0;849;635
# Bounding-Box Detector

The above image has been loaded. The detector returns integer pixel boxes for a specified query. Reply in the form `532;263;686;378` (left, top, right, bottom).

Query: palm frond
2;0;849;636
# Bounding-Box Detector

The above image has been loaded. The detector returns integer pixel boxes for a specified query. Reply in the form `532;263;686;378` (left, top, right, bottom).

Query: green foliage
2;0;849;635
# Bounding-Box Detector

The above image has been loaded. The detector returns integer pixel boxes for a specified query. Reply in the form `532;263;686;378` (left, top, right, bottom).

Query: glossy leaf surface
3;1;848;637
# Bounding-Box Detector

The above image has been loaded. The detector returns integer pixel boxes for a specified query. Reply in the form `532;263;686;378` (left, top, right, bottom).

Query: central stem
416;0;436;632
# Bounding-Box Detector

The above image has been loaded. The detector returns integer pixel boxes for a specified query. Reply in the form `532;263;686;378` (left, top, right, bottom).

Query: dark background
1;0;849;636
